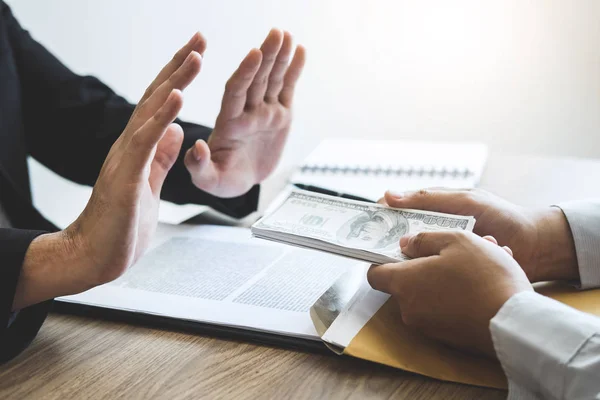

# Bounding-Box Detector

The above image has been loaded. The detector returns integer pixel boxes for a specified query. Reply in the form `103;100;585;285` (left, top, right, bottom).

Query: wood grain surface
0;314;506;399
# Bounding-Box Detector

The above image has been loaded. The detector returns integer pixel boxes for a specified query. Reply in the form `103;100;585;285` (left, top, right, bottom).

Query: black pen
292;183;375;203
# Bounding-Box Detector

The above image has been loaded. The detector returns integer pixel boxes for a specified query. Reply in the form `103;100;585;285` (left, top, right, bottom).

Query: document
59;225;365;340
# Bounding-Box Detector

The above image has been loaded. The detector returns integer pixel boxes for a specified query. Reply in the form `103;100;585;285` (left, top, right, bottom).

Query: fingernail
193;145;201;161
400;234;413;248
387;190;404;199
188;32;199;45
184;51;201;65
503;246;514;257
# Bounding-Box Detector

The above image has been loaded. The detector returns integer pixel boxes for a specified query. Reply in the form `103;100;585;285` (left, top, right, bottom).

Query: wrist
531;207;579;282
13;228;94;310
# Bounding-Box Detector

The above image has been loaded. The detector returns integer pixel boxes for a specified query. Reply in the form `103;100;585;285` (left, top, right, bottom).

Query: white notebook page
291;139;488;201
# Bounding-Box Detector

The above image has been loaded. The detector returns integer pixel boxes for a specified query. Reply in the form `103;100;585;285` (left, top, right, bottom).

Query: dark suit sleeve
0;228;51;363
5;3;259;218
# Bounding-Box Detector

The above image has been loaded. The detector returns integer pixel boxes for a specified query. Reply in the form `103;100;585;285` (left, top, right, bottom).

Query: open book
57;225;370;347
57;225;600;390
290;139;488;201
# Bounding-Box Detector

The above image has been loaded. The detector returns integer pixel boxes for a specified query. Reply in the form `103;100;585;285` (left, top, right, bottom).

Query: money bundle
251;190;476;264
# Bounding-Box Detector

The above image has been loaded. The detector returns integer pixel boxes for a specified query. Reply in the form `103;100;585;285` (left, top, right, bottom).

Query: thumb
401;231;457;258
149;123;184;196
184;139;219;192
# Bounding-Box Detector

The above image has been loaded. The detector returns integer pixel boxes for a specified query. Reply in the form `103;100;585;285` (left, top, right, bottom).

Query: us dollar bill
252;189;476;264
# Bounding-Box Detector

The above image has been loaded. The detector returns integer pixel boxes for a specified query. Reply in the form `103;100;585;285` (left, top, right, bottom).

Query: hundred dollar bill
252;189;476;264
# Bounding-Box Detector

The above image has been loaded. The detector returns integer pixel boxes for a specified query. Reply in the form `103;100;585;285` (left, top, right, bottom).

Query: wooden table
2;152;600;400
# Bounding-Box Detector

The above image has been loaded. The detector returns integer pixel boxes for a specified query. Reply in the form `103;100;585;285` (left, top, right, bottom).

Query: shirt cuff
490;291;599;398
557;201;600;289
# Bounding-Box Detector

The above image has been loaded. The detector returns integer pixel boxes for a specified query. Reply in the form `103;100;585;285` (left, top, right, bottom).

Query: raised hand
367;231;533;358
380;189;579;283
184;28;306;198
14;33;205;309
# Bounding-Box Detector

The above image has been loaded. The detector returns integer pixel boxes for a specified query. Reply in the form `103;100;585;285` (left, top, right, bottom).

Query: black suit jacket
0;2;259;362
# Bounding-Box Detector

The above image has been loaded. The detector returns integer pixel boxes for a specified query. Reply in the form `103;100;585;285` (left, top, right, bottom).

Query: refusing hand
184;28;306;198
379;189;579;283
71;34;207;287
367;231;533;358
14;33;206;310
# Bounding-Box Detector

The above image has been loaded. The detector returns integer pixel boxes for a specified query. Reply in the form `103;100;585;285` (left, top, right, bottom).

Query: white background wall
7;0;600;168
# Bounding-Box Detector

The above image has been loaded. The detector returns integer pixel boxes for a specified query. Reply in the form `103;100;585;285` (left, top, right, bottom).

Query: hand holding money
252;190;476;264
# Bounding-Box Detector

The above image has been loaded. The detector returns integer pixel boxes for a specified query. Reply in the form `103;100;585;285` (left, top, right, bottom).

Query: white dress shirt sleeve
490;291;600;400
558;201;600;289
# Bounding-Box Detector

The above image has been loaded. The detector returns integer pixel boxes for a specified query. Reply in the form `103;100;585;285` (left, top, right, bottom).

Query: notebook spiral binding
299;164;475;178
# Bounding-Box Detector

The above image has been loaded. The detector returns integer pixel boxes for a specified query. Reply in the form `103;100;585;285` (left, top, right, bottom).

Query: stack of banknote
251;189;476;264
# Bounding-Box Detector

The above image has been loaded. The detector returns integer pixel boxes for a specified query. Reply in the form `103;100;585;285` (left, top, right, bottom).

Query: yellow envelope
342;282;600;389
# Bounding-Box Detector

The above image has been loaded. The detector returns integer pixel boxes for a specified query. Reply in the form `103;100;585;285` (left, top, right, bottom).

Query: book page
59;225;363;340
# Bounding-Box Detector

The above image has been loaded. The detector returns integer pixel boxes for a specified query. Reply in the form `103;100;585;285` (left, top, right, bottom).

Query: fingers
279;45;306;108
367;263;398;294
139;32;206;105
125;89;183;176
133;51;202;126
367;258;433;295
264;31;293;103
246;29;284;108
400;231;458;258
483;235;513;256
183;139;219;192
219;28;305;119
482;235;498;245
149;123;184;196
384;189;479;215
219;49;263;121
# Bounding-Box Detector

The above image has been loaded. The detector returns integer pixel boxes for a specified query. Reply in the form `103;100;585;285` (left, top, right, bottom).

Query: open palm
185;29;306;198
70;34;204;287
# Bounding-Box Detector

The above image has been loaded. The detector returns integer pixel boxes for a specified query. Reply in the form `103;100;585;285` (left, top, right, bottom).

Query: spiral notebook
290;139;488;202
